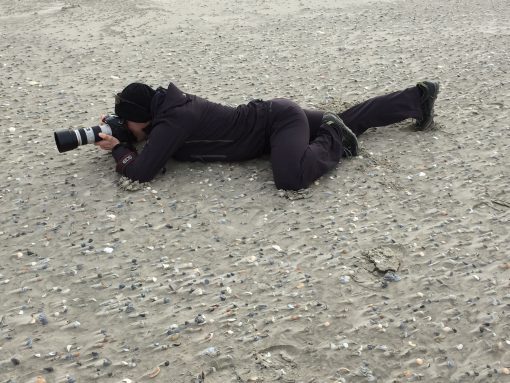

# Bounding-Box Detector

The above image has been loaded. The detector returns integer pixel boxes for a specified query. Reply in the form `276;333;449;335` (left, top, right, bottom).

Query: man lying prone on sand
95;81;439;190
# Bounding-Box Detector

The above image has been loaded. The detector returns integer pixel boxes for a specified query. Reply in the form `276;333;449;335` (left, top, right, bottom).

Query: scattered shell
147;366;160;378
402;370;413;378
245;255;257;263
200;346;219;357
60;321;81;330
204;332;214;341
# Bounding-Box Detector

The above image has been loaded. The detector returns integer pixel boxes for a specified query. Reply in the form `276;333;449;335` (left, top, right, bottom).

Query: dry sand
1;0;509;382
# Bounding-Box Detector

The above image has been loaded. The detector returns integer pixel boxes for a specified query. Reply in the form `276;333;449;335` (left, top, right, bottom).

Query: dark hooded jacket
112;83;271;182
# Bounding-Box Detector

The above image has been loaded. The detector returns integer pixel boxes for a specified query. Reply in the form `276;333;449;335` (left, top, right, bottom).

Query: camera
54;115;135;153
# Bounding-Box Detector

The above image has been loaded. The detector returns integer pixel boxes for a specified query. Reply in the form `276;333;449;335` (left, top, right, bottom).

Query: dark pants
268;86;422;190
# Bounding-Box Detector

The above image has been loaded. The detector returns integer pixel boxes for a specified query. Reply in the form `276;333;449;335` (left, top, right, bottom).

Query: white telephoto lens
100;124;113;136
83;127;96;144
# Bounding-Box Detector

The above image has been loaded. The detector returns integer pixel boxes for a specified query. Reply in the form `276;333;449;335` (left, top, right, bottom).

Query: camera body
54;115;135;153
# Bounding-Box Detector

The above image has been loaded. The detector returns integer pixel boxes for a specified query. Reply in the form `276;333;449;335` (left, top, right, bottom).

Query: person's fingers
99;133;113;140
96;133;119;151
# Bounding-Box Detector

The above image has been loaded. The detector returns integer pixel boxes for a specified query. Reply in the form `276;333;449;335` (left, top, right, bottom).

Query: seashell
147;366;160;378
60;321;81;330
200;347;219;357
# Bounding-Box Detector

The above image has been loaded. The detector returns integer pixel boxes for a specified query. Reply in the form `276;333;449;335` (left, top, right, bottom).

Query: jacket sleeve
111;122;189;182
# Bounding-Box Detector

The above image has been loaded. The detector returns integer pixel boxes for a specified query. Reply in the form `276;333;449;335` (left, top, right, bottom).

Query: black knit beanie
115;83;156;122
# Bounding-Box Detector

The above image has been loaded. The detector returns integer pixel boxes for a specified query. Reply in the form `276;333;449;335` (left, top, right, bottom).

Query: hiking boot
416;81;440;130
322;112;358;157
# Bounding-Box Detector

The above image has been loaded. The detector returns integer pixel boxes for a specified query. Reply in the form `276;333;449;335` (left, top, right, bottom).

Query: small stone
339;275;350;284
456;344;464;350
384;271;401;282
37;313;49;325
501;368;510;375
416;358;424;366
11;357;20;365
195;314;206;325
103;358;112;367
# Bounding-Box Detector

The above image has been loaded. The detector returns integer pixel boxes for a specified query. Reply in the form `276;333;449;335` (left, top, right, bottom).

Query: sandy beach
1;0;509;382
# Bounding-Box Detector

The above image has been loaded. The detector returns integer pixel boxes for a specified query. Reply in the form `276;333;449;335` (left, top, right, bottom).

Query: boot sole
416;82;440;130
323;112;359;157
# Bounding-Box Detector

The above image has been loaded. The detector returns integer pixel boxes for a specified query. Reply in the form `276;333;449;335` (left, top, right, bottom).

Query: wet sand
0;0;509;382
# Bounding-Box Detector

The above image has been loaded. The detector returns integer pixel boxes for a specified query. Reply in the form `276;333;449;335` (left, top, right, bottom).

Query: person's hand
95;133;120;151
